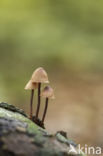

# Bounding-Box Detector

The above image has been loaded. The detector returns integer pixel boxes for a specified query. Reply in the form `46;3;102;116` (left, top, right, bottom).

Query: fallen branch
0;102;85;156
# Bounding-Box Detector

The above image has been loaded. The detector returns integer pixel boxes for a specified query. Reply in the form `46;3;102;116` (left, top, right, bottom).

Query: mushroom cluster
25;67;54;128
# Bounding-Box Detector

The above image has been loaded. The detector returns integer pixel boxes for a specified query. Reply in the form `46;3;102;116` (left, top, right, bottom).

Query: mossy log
0;102;86;156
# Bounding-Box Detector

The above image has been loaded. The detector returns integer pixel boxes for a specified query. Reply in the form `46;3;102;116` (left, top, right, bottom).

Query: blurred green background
0;0;103;151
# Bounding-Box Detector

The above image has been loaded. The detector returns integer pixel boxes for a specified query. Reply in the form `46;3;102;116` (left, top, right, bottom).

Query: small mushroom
41;86;54;124
25;80;38;119
31;67;49;120
31;67;49;83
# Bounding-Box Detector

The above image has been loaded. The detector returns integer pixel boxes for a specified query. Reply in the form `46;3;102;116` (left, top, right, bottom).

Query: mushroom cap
25;80;38;90
31;67;49;83
41;86;55;99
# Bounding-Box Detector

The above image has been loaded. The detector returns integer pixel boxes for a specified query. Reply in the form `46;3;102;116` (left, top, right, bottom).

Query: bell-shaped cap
41;86;55;99
25;80;38;90
31;67;49;83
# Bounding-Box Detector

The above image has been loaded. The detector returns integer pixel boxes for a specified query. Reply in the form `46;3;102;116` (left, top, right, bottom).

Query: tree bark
0;102;85;156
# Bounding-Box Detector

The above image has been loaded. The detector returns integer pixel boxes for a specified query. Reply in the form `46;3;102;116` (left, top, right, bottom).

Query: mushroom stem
35;83;41;119
30;89;34;119
41;98;49;123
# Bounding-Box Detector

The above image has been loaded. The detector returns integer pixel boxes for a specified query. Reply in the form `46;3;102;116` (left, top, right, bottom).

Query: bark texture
0;102;86;156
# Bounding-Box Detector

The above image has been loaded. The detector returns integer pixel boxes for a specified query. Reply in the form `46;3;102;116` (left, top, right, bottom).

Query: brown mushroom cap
41;86;55;99
25;80;38;90
31;67;49;83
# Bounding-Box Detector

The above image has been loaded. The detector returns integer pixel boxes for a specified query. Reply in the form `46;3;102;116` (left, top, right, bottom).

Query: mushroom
31;67;49;120
25;80;38;119
41;86;54;124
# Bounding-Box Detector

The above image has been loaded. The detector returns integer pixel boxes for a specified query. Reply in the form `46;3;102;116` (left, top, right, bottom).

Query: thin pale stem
30;89;34;119
35;83;41;119
41;98;48;123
